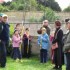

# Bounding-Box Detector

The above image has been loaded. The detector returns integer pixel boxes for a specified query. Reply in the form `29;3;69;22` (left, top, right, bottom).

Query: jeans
40;49;47;63
12;47;22;60
66;52;70;70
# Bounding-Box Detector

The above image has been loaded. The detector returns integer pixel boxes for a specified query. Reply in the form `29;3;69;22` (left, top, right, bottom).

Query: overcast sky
4;0;70;10
55;0;70;10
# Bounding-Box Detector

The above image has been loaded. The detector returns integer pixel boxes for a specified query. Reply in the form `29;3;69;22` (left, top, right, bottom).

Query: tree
0;4;9;12
17;4;24;10
40;7;59;22
63;6;70;12
2;1;11;6
9;2;17;10
15;0;37;11
37;0;61;11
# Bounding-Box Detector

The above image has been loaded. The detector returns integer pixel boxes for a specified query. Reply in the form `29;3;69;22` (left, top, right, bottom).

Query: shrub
40;7;59;22
29;16;40;22
10;24;14;37
17;4;24;10
64;6;70;12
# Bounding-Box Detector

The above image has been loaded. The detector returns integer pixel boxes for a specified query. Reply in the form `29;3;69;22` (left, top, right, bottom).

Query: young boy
0;14;10;68
38;27;50;63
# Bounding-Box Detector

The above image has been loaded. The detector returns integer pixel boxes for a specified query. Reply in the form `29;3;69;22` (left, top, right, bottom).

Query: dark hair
55;21;61;26
16;23;20;27
14;30;18;34
65;18;70;23
25;28;29;31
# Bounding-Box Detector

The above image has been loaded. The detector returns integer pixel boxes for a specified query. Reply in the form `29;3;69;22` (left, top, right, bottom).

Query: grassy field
0;56;66;70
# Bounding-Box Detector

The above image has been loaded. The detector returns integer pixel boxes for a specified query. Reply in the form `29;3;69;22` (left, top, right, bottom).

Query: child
15;23;24;54
23;28;32;58
15;23;21;34
15;23;24;37
12;30;22;62
50;31;55;63
38;27;50;63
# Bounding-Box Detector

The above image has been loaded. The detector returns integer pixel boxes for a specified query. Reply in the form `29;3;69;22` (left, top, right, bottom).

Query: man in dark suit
0;14;10;68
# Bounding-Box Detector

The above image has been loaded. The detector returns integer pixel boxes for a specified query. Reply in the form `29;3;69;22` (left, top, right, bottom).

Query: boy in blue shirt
38;27;50;63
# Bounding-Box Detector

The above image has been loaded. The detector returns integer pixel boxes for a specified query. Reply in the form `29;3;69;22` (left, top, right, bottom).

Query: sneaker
1;65;6;68
16;58;19;62
53;66;58;69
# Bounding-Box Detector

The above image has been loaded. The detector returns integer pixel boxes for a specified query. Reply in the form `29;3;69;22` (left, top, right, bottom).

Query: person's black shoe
1;65;6;68
58;67;62;70
1;64;6;68
53;66;58;69
58;66;62;69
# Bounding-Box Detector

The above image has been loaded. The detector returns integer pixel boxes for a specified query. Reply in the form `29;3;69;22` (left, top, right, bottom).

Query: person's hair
41;27;46;31
16;23;20;27
55;21;61;26
25;28;29;31
65;18;70;23
13;30;18;34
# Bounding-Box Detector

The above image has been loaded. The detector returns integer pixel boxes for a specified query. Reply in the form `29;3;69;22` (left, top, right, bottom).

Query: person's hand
40;45;42;49
68;50;70;52
0;40;1;43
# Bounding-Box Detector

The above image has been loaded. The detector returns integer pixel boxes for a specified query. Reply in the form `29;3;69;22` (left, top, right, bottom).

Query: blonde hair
41;27;46;31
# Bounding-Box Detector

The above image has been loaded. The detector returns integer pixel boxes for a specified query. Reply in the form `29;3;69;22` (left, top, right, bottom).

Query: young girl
38;27;50;63
15;23;24;37
23;28;32;58
50;31;55;63
12;30;22;62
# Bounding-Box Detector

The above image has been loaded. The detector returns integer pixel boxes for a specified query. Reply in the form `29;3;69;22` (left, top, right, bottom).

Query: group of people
37;19;70;70
0;13;70;70
0;13;32;68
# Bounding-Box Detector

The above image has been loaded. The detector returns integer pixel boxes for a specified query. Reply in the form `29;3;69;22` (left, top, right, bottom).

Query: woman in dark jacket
52;21;64;70
22;28;32;58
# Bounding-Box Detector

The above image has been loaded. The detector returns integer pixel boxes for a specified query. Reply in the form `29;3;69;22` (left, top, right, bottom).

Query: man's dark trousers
0;41;6;67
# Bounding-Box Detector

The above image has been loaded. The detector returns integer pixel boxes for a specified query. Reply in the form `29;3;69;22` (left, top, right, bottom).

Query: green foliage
10;24;14;37
9;2;17;10
15;0;37;11
37;0;61;11
17;4;24;10
29;16;40;22
63;6;70;12
40;7;59;22
2;1;11;6
0;4;9;12
37;4;45;11
0;5;4;12
0;0;61;12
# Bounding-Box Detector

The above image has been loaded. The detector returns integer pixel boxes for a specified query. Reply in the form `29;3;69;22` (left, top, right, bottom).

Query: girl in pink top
12;30;22;62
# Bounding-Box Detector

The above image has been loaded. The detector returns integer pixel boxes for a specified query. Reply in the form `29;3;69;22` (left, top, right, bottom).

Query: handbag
52;42;58;50
52;29;61;50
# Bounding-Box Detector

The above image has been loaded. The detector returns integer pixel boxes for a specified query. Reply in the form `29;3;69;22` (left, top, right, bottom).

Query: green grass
0;56;66;70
